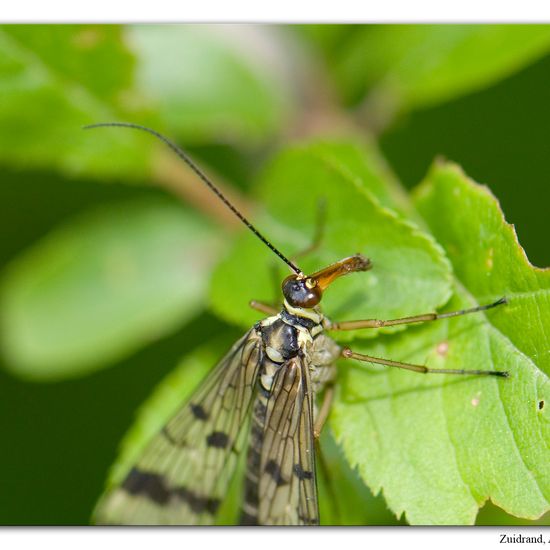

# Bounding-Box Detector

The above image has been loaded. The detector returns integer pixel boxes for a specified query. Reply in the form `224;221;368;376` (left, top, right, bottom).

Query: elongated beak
308;254;372;292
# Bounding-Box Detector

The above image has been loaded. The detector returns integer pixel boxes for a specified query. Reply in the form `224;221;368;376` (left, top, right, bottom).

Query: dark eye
282;276;322;308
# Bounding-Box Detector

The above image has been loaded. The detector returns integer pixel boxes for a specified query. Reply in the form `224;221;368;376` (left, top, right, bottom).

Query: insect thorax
257;300;339;396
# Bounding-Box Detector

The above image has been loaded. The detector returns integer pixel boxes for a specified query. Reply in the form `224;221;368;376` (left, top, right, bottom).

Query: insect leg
328;297;507;331
291;198;327;262
341;348;509;377
314;385;334;439
249;300;279;316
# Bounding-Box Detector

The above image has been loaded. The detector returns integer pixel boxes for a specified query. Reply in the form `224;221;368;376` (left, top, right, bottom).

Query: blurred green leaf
210;139;452;338
331;163;550;524
308;25;550;118
0;24;292;182
0;198;222;380
4;25;135;102
129;25;292;146
0;25;156;179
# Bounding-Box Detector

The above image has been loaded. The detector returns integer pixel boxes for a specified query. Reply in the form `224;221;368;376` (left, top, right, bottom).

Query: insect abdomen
240;395;268;525
240;317;303;524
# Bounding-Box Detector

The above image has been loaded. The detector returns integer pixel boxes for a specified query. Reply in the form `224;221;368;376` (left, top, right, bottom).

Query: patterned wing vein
258;356;319;525
94;329;262;525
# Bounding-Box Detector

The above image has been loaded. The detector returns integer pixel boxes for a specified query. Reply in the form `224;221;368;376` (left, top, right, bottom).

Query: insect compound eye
282;276;322;308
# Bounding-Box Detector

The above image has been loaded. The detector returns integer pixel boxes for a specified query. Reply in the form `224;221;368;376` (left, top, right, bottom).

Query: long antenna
83;122;303;275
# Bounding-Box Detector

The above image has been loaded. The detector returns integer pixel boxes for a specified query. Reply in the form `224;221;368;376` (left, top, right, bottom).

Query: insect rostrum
86;123;508;526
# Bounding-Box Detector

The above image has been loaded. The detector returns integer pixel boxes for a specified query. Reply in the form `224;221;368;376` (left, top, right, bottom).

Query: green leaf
300;138;415;219
0;25;155;179
129;25;292;145
318;25;550;114
3;25;135;103
415;163;550;377
0;198;222;380
210;139;452;337
331;162;550;524
317;428;403;525
0;25;293;182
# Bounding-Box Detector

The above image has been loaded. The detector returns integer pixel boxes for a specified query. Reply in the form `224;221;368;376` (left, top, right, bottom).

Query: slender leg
314;385;334;439
341;348;509;377
328;297;507;331
291;198;327;262
249;300;279;316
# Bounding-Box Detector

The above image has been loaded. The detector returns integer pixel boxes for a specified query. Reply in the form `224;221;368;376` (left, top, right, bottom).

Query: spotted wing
258;356;319;525
94;328;262;525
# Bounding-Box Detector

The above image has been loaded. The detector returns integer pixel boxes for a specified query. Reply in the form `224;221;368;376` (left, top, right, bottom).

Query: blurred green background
0;24;548;525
